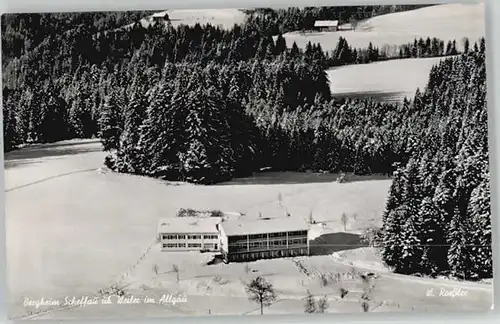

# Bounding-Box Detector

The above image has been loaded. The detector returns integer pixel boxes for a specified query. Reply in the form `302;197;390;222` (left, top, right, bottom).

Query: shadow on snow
332;90;407;103
4;140;103;169
217;171;390;186
309;232;367;256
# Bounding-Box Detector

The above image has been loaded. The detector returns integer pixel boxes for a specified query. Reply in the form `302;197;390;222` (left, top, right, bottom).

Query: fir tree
99;91;122;152
2;98;19;151
317;295;328;313
116;74;149;173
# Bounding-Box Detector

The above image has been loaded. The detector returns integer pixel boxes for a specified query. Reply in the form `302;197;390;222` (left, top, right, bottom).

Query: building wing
220;217;309;236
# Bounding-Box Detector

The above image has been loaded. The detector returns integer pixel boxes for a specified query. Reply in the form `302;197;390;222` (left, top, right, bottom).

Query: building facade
152;12;169;23
314;20;339;32
157;217;221;252
218;218;310;263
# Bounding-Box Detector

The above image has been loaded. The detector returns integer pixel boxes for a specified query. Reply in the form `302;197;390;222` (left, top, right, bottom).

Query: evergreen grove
1;11;491;279
381;46;491;280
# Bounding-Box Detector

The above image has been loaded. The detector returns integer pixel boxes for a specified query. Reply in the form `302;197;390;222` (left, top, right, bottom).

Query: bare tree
359;272;377;312
349;17;358;30
341;212;348;231
361;301;370;312
172;264;179;283
309;211;314;224
304;290;316;313
245;276;278;315
317;295;329;313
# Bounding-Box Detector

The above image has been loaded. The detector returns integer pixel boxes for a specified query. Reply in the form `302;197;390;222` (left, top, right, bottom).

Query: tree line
1;11;155;67
381;45;491;280
2;11;473;154
326;36;462;67
244;5;433;35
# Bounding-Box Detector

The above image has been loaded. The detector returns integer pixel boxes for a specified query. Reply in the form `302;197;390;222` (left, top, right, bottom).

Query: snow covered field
138;9;247;29
281;2;485;52
4;140;493;319
327;56;450;103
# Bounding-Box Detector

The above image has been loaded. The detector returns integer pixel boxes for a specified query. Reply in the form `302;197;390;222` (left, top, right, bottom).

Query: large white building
157;217;221;252
218;217;310;263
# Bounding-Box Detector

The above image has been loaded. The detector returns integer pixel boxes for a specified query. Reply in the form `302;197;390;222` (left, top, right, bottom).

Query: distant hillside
281;2;485;52
135;8;247;29
244;5;436;35
1;11;155;67
327;56;452;103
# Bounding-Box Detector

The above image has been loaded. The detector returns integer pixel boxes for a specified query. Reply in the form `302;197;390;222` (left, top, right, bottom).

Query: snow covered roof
152;11;169;18
314;20;339;27
220;217;310;236
157;217;221;234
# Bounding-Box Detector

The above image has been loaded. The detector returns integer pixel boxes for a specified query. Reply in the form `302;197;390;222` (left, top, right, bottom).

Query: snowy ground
137;9;247;29
327;56;451;103
4;140;493;319
281;2;485;52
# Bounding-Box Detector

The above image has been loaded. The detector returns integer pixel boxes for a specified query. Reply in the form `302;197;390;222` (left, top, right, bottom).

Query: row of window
289;238;308;246
270;239;288;247
288;230;308;237
162;243;219;249
204;243;217;249
228;231;307;243
163;232;307;243
162;234;218;240
249;241;267;249
230;243;244;247
249;234;267;240
228;235;247;243
229;238;307;251
163;243;184;248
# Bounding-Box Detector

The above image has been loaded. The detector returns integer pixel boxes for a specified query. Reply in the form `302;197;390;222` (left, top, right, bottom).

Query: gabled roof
152;11;169;18
314;20;339;28
157;217;221;234
220;217;309;236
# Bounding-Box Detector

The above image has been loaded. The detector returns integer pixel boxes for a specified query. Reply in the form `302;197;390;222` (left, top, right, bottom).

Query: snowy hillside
327;56;451;103
282;2;485;51
137;8;247;29
6;140;492;319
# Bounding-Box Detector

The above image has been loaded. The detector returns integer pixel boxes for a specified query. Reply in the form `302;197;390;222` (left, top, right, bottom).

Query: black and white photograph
1;0;493;320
